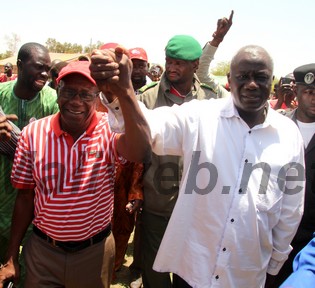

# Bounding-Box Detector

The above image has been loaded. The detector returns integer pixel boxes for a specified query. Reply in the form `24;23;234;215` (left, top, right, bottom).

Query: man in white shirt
93;45;305;288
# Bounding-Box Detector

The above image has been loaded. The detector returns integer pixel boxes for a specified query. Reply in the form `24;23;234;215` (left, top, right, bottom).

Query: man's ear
16;59;22;71
193;59;200;73
227;72;231;84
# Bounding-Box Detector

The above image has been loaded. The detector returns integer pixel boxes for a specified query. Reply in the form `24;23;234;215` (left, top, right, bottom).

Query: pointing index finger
229;10;234;23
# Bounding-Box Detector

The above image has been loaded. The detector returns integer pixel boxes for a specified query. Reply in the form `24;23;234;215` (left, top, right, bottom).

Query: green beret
165;35;202;61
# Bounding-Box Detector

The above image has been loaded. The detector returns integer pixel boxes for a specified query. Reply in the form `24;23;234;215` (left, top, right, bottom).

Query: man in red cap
0;58;151;288
129;47;151;94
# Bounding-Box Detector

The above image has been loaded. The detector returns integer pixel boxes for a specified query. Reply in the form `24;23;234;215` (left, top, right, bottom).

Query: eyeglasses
59;89;99;102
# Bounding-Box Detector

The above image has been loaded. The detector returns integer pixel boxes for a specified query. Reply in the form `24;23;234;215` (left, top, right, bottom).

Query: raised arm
89;47;151;163
197;10;233;98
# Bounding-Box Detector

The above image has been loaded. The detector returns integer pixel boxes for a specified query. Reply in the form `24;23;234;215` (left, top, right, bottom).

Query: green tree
211;61;230;76
0;33;21;59
84;41;104;53
46;38;58;51
45;38;83;53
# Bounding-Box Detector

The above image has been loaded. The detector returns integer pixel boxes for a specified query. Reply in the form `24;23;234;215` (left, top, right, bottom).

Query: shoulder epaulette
139;81;158;93
200;83;216;94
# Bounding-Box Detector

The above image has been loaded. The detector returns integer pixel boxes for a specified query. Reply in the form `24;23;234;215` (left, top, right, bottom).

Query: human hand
0;259;19;288
90;46;133;98
211;10;234;46
0;114;18;141
278;79;296;108
125;199;143;214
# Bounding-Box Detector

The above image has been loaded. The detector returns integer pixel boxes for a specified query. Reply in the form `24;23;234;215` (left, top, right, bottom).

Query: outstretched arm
90;47;151;163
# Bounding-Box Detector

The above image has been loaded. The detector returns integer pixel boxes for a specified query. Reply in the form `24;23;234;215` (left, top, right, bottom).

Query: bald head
228;45;274;127
230;45;274;75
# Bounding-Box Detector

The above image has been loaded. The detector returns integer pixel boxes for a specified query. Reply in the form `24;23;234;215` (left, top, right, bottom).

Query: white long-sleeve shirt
196;43;230;99
103;95;305;288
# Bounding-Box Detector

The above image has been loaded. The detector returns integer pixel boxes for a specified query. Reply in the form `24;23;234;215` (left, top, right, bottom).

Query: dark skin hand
90;46;152;163
274;84;297;110
0;114;18;141
125;199;143;214
210;10;234;47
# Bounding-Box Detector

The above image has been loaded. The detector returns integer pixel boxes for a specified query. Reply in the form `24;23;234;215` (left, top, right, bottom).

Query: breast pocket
256;175;283;228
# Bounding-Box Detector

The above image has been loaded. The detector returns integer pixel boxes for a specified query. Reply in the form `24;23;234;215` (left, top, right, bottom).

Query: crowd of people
0;10;314;288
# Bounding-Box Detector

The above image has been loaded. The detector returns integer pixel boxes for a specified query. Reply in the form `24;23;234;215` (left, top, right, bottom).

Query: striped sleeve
11;126;35;189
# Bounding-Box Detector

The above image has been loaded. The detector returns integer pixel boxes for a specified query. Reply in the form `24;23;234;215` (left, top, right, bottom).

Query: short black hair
17;42;49;62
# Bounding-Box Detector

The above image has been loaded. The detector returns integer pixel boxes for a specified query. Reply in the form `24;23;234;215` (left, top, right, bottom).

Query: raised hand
89;46;133;98
212;10;234;44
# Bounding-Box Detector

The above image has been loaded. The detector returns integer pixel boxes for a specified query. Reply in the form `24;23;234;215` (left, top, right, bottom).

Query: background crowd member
128;46;151;288
0;56;150;287
0;63;17;83
271;63;315;287
112;161;143;280
269;73;297;111
0;42;59;287
47;59;67;89
78;54;91;62
148;64;163;82
129;47;151;94
196;10;233;98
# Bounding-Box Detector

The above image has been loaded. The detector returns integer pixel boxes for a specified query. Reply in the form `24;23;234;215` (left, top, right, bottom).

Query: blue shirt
280;233;315;288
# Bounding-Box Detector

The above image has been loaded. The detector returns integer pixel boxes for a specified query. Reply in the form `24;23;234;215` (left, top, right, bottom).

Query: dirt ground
110;231;136;288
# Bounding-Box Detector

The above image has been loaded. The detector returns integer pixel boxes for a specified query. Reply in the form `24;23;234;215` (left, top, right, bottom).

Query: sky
1;0;314;78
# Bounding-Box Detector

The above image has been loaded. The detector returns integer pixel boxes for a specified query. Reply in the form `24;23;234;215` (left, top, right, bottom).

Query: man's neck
132;79;146;92
296;109;315;123
238;106;267;128
171;82;193;96
13;81;39;100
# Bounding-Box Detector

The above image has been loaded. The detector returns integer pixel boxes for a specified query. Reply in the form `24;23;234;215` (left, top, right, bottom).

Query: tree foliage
45;38;106;54
211;61;230;76
0;33;21;59
45;38;83;53
83;41;104;53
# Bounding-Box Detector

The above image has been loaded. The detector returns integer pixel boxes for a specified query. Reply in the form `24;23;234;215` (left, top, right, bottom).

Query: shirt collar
219;96;277;129
51;111;101;137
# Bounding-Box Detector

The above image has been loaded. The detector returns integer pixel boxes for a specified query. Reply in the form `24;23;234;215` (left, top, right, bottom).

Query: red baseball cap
129;47;148;62
99;42;119;50
56;61;96;85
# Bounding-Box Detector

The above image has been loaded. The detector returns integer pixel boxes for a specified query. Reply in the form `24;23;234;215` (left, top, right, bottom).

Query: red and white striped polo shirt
11;111;126;241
